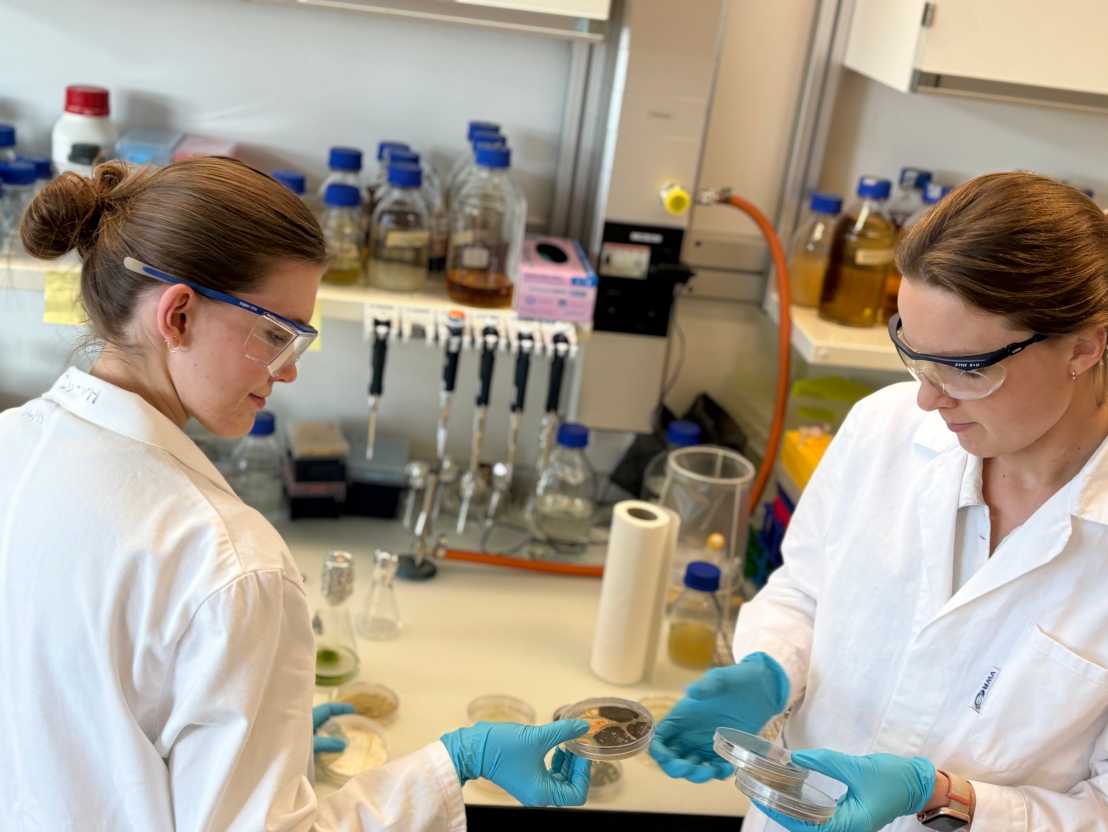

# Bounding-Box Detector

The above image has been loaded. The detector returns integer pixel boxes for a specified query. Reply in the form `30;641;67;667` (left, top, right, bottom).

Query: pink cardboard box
514;236;597;323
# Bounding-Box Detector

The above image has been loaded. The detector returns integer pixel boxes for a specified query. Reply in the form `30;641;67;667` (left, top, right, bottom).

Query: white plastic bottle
52;86;116;176
229;411;285;524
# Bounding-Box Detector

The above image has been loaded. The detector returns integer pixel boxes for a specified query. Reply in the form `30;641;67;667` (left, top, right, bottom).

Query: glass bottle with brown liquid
446;143;526;308
320;183;365;287
819;176;895;327
880;180;951;322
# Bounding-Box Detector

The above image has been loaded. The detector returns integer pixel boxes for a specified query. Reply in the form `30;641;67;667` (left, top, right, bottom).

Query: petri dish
636;694;678;767
467;694;536;725
467;695;537;797
560;697;655;760
587;759;623;802
713;727;809;788
733;765;838;823
334;681;399;724
316;714;389;784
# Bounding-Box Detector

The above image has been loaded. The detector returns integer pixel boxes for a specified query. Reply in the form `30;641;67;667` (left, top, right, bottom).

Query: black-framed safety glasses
888;312;1048;400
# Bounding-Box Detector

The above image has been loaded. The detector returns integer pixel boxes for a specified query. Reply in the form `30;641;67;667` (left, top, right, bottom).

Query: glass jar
886;166;932;228
667;561;723;670
369;162;430;292
641;420;702;502
314;551;360;687
446;143;525;308
880;180;951;322
446;122;501;206
228;411;285;524
530;422;595;551
0;160;37;242
320;183;365;286
787;192;842;308
818;176;896;328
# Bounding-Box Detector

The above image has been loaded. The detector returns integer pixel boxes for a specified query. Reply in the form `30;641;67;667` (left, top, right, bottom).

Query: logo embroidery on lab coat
972;667;1001;714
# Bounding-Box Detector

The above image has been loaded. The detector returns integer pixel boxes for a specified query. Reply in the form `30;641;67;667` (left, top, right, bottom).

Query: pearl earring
1072;369;1079;382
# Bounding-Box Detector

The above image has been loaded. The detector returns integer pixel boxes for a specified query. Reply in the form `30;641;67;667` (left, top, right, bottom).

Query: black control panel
593;221;693;337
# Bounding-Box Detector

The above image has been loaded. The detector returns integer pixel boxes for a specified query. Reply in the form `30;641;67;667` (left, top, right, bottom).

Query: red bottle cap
64;85;110;117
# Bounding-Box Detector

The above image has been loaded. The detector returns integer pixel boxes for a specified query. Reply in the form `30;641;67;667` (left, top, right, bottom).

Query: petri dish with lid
713;727;809;787
587;759;623;801
713;727;841;822
733;766;838;823
560;697;654;760
316;714;389;784
334;681;399;724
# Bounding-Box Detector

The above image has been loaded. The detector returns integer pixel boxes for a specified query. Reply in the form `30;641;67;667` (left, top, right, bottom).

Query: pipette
366;316;391;461
537;331;571;473
457;323;500;534
485;327;535;531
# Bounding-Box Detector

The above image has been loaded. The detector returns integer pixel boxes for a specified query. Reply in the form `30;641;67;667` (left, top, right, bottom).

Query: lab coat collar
44;367;235;496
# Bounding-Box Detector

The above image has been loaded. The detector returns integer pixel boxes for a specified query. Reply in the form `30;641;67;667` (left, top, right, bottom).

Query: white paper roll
590;500;679;685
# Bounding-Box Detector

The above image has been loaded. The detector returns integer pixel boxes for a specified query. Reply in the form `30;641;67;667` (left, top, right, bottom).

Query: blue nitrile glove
754;749;935;832
650;652;790;783
441;719;592;806
312;702;355;754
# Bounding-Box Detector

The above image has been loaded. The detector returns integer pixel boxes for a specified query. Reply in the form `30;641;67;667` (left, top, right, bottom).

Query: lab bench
283;518;747;826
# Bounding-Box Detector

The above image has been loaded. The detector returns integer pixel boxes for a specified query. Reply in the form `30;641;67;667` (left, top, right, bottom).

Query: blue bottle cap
271;169;306;195
857;176;891;200
376;141;410;162
475;144;511;169
328;146;363;172
666;420;701;448
324;183;361;207
469;130;504;148
388;149;420;166
898;167;933;190
250;410;276;436
556;422;589;449
467;121;500;140
922;182;952;205
0;161;36;186
809;192;842;215
0;124;14;148
684;561;721;592
388;162;422;189
17;155;52;181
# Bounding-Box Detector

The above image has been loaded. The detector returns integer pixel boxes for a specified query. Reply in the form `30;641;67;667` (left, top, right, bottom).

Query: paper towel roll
590;500;680;685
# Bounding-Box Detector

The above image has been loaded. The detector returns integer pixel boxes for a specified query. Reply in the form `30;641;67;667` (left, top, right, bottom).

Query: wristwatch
918;770;973;830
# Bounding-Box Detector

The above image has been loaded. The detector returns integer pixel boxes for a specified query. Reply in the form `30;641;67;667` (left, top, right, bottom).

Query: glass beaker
658;446;755;612
357;549;402;640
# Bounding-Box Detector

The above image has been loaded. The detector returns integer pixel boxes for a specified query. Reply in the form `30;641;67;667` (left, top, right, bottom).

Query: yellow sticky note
43;270;85;326
308;302;322;351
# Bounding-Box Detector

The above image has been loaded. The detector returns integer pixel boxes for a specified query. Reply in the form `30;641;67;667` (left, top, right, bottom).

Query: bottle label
461;245;491;270
854;248;894;267
385;230;430;248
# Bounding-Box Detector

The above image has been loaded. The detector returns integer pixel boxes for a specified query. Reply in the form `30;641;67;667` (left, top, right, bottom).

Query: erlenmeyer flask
358;550;402;640
314;551;360;686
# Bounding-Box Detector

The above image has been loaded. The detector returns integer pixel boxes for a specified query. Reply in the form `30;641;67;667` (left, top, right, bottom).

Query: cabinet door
917;0;1108;96
843;0;929;93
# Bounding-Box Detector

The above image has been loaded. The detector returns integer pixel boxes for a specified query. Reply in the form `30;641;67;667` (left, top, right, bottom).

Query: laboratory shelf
1;248;590;340
765;296;903;372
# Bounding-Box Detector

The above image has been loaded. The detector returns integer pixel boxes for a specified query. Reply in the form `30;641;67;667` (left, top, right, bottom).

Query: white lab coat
0;368;466;832
735;382;1108;831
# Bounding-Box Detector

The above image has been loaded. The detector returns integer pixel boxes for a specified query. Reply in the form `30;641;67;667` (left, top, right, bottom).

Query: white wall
0;0;571;222
820;69;1108;201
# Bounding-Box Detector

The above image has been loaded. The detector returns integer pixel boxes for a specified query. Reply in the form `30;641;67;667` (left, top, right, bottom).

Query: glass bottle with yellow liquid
818;176;895;327
667;561;723;671
880;180;952;322
320;183;365;287
787;192;842;308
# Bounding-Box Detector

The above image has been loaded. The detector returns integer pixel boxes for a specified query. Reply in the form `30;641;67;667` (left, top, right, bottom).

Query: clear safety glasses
123;257;318;376
888;313;1047;401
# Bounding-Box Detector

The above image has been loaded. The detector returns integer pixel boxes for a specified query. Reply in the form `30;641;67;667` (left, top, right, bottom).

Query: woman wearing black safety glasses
652;172;1108;831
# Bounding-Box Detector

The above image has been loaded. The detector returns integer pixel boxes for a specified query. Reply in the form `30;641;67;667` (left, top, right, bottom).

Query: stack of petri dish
316;714;390;784
713;727;841;824
467;695;537;797
559;697;654;760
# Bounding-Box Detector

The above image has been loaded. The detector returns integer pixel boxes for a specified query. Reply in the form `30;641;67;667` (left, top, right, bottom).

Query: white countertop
283;518;747;818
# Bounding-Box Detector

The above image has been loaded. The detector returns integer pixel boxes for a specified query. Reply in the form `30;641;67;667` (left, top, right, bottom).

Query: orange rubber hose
723;194;792;513
443;548;604;577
